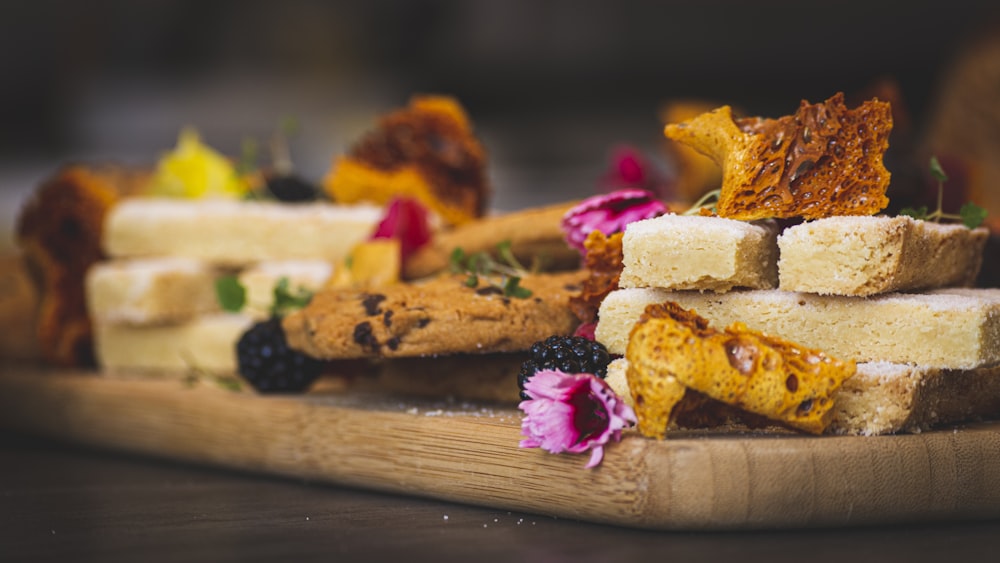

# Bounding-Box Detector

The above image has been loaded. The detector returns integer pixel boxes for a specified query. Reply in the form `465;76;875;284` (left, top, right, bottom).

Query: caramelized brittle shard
323;95;490;226
625;301;855;438
16;166;146;366
569;230;624;324
664;93;892;220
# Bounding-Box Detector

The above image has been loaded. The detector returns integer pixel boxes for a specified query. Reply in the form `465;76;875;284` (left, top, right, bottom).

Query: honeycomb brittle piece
323;95;490;226
569;230;624;324
664;93;892;220
625;301;855;438
16;166;143;366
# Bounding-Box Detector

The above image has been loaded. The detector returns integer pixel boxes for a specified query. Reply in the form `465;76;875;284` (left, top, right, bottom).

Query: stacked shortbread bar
87;198;382;373
595;213;995;435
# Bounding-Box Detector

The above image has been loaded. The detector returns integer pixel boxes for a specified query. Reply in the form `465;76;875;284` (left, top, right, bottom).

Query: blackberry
236;317;323;393
266;174;318;202
517;336;612;400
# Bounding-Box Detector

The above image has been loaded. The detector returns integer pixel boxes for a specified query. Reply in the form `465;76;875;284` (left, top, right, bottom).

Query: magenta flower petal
370;197;433;260
561;189;668;253
518;369;637;468
599;145;672;198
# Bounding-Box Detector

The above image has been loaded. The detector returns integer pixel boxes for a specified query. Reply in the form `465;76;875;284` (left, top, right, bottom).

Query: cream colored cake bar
595;287;1000;369
619;214;778;291
777;215;988;296
94;313;255;373
104;198;383;266
86;257;221;325
603;358;1000;435
238;260;334;317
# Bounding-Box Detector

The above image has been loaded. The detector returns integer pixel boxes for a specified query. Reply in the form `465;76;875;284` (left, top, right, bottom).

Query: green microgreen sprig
449;240;534;299
271;277;313;317
682;189;720;216
899;156;987;229
214;275;314;317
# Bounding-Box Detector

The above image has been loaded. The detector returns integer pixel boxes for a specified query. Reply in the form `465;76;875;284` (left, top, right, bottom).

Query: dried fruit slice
664;93;892;220
625;301;855;438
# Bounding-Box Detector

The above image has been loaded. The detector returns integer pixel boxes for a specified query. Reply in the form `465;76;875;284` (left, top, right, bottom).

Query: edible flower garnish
519;369;637;469
598;145;672;198
151;127;251;198
900;156;987;229
370;197;433;261
561;189;667;254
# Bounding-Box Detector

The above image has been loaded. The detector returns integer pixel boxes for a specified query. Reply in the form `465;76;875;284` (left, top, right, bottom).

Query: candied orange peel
323;95;489;226
664;92;892;220
625;302;855;438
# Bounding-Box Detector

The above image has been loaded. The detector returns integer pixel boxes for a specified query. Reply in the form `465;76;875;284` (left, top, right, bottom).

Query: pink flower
561;189;668;253
370;197;432;260
599;145;672;198
519;369;637;468
572;322;597;341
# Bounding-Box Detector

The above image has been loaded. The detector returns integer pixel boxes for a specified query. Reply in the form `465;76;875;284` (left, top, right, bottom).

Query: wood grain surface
2;363;1000;531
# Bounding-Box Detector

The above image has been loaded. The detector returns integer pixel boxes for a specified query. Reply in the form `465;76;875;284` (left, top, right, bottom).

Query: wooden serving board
3;364;1000;531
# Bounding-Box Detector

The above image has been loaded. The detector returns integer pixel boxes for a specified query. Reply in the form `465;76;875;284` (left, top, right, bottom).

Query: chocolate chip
386;336;400;351
361;294;386;316
352;321;379;352
383;310;394;327
416;318;431;328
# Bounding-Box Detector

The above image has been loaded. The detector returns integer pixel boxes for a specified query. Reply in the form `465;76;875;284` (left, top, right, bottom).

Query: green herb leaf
449;247;467;273
960;202;988;229
899;206;929;220
464;274;479;287
236;137;259;176
215;276;246;312
503;276;533;299
496;240;526;271
271;277;313;317
213;375;244;392
929;156;948;183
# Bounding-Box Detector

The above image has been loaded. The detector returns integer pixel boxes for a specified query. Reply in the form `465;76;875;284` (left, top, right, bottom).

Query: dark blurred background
2;0;999;246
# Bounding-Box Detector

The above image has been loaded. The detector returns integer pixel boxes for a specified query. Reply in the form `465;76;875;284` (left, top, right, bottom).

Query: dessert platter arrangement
3;92;1000;530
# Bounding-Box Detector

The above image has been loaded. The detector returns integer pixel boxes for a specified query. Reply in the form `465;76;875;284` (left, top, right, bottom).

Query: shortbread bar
595;287;1000;369
619;214;778;292
94;313;255;373
778;215;988;296
104;198;383;266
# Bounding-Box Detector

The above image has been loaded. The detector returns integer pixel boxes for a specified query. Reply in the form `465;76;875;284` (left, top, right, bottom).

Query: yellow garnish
327;239;401;289
150;128;251;198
